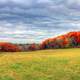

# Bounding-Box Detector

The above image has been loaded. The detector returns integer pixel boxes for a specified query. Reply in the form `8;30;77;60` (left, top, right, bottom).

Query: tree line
0;31;80;52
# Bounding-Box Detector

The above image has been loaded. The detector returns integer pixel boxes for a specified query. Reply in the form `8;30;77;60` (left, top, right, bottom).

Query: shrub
0;42;21;52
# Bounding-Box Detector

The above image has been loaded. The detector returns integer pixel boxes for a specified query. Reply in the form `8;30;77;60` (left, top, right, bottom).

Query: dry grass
0;48;80;80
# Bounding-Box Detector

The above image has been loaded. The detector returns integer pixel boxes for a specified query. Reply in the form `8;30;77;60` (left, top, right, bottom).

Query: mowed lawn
0;49;80;80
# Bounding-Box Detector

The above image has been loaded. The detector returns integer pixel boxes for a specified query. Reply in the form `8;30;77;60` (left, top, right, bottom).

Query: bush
0;42;21;52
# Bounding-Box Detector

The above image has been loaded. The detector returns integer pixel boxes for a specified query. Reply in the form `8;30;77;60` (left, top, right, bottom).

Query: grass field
0;48;80;80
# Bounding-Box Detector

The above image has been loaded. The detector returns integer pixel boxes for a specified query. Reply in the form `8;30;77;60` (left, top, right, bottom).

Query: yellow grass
0;48;80;80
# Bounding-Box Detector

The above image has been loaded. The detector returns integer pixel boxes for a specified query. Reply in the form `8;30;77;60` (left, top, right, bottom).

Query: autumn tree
0;42;21;52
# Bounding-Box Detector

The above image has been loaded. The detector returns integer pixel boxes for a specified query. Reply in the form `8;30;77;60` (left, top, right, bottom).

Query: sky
0;0;80;43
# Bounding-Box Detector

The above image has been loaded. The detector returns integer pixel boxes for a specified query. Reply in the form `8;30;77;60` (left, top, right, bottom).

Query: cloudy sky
0;0;80;43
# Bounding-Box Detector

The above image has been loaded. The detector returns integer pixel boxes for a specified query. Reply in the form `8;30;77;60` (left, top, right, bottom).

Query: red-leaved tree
0;42;21;52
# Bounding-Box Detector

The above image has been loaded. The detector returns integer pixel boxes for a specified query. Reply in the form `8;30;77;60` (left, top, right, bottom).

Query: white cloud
0;0;80;43
67;0;80;5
